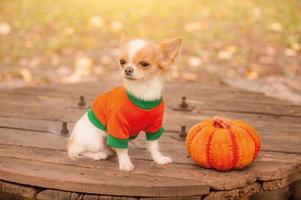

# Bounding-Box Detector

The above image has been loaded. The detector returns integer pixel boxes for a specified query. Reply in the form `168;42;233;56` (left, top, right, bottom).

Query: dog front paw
119;161;135;171
154;156;173;165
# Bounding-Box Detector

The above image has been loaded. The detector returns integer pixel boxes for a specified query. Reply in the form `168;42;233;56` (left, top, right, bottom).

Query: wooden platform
0;79;300;200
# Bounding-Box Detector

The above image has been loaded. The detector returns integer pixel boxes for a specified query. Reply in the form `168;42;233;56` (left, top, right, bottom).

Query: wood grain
0;80;300;199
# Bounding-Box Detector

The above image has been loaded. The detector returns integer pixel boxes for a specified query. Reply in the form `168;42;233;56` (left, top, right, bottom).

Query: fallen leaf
184;22;203;32
251;8;261;18
63;27;74;35
265;46;275;56
268;22;283;32
90;16;104;28
75;56;93;76
20;68;32;83
100;55;112;65
111;20;123;31
284;48;297;57
291;42;300;51
217;50;232;60
181;71;198;82
188;56;203;68
0;22;11;35
24;40;33;49
245;68;258;80
93;65;103;75
57;65;72;76
217;46;237;60
29;58;40;68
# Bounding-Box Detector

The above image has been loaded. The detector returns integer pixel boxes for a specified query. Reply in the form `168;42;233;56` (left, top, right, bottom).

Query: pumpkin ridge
228;128;239;168
239;126;260;160
186;124;203;155
205;129;217;168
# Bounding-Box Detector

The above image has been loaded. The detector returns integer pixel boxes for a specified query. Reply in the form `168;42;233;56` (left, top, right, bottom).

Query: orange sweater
88;86;164;148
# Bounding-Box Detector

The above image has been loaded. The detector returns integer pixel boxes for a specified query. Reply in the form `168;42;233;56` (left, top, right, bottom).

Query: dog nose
124;67;134;75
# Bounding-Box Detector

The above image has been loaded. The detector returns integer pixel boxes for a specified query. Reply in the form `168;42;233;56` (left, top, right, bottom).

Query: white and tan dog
68;37;182;171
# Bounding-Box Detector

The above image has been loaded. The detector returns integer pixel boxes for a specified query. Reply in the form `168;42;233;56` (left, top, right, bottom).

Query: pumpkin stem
213;116;232;128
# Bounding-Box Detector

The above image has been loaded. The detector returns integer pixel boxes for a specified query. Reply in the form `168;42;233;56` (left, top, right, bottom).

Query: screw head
78;96;86;107
180;96;188;109
179;125;187;138
61;121;69;135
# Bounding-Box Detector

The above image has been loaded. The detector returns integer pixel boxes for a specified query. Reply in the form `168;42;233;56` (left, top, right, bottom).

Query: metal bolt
61;121;69;135
179;125;187;139
78;95;86;107
180;96;188;109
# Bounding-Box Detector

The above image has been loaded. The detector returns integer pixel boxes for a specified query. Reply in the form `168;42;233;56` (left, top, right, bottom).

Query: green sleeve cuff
145;127;164;141
87;109;107;131
107;135;128;149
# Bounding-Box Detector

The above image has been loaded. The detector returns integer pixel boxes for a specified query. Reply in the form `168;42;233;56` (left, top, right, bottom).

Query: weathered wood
0;80;301;199
0;192;23;200
0;156;209;197
0;180;39;199
82;194;99;200
140;196;200;200
203;182;261;200
250;186;290;200
290;180;301;200
0;135;300;192
262;171;301;191
0;143;253;191
36;189;78;200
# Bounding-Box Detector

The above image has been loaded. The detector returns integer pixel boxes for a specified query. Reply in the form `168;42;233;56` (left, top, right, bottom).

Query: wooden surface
0;78;300;200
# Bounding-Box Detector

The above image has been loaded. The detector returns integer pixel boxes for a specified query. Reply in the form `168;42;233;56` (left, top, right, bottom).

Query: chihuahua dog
68;37;182;171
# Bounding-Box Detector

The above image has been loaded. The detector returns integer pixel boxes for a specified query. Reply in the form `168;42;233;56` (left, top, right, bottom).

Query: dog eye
120;59;127;65
140;61;150;67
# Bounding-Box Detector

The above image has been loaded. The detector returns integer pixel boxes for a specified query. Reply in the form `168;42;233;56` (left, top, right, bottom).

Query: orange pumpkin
186;116;260;171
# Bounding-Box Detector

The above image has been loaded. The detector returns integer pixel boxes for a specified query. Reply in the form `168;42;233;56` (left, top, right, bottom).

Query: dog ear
159;37;182;66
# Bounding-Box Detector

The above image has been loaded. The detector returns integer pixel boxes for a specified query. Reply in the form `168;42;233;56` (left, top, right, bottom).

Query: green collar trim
126;91;162;110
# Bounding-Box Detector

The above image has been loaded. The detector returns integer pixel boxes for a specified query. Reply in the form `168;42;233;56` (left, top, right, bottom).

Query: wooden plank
36;189;125;200
0;117;66;135
1;113;301;147
251;186;290;200
0;144;256;191
36;189;78;200
1;113;301;150
4;82;288;107
203;182;261;200
262;171;301;191
166;82;294;105
1;97;300;133
0;180;39;199
1;138;300;192
1;105;301;137
290;180;301;200
0;128;68;150
2;88;300;122
0;157;209;197
0;126;300;182
0;101;83;121
2;81;301;121
0;95;301;153
165;95;301;117
36;189;75;200
140;196;200;200
1;80;301;198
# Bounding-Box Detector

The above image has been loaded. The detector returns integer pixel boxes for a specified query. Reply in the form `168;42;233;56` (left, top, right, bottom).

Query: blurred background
0;0;300;103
